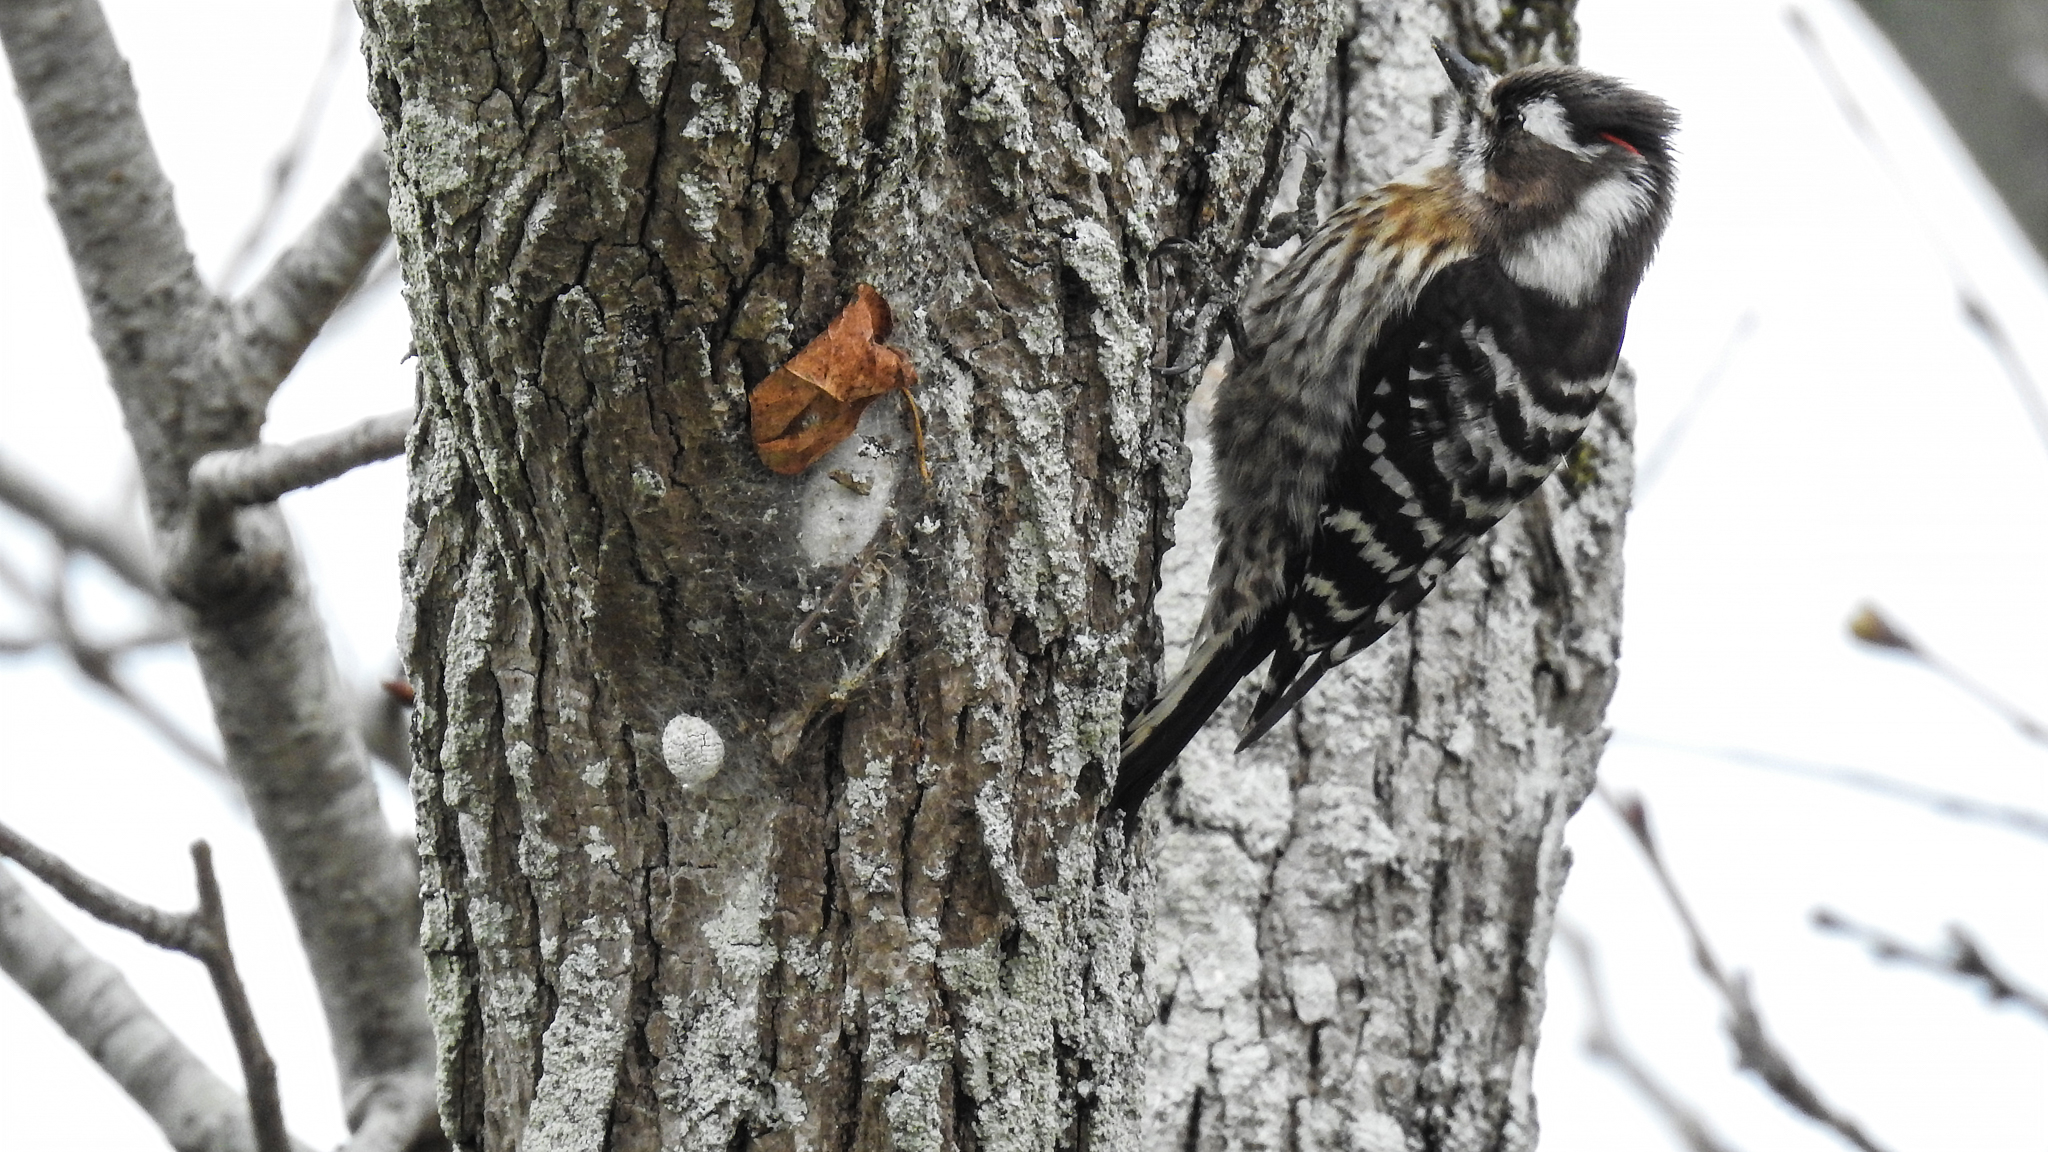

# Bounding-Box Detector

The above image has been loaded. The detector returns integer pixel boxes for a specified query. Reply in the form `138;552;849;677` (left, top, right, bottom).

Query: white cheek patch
1499;173;1650;305
1520;97;1591;157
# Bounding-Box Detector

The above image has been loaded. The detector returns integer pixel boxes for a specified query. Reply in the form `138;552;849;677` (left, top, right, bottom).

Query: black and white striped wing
1239;259;1612;741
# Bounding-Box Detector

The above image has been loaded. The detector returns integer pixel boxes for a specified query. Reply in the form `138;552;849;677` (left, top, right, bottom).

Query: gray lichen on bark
359;0;1348;1146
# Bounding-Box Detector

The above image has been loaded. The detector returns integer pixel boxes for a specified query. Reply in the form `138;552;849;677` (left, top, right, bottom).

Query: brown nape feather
1373;182;1478;253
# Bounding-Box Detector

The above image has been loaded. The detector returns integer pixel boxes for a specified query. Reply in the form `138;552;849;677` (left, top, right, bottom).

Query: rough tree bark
359;0;1337;1147
1140;6;1627;1151
359;0;1621;1148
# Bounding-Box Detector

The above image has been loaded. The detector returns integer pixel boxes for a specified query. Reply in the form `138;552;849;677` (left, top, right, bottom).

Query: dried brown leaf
750;284;918;475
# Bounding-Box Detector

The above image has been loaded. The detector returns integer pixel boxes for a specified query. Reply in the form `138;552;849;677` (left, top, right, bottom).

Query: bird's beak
1432;38;1487;104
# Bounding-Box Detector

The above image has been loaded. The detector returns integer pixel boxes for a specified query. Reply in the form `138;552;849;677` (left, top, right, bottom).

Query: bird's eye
1597;131;1641;156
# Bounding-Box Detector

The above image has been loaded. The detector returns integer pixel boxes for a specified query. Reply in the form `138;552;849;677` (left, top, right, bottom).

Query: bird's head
1430;40;1678;301
1433;41;1676;220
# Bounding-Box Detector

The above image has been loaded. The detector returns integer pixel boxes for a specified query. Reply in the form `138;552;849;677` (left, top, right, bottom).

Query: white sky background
0;1;2044;1149
1552;1;2048;1150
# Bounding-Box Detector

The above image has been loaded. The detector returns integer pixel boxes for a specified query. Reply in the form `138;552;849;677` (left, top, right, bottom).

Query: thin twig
1813;909;2048;1025
88;668;231;776
0;547;223;774
0;819;195;949
1787;9;2048;456
0;867;312;1152
1918;648;2048;747
1601;789;1900;1152
1636;309;1759;497
1556;924;1749;1152
189;843;292;1152
37;552;198;738
0;548;42;609
1609;731;2048;842
190;408;413;509
101;615;188;655
1957;290;2048;457
0;449;161;597
216;0;361;290
0;822;293;1152
1847;603;2048;749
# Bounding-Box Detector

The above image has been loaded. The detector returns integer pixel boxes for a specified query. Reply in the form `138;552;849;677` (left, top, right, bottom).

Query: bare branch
1602;790;1900;1152
228;146;393;399
189;843;292;1152
1556;924;1748;1152
0;867;313;1152
0;0;213;382
331;244;404;329
0;825;293;1152
169;550;435;1103
190;408;413;509
8;0;435;1110
0;819;196;950
147;488;433;1105
1611;731;2048;842
1814;909;2048;1025
0;548;46;608
0;449;161;597
1846;603;2048;749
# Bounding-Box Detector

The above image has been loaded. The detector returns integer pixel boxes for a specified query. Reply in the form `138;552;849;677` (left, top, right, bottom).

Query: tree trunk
1139;7;1626;1151
361;0;1621;1146
359;0;1339;1146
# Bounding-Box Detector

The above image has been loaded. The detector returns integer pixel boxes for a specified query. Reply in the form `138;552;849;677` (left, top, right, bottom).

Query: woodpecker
1114;41;1677;815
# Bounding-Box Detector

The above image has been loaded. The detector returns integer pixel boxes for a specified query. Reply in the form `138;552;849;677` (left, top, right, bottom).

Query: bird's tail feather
1235;652;1334;751
1111;610;1283;816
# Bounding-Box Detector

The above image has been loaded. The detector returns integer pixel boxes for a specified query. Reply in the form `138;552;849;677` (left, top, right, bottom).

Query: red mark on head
1599;132;1641;156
